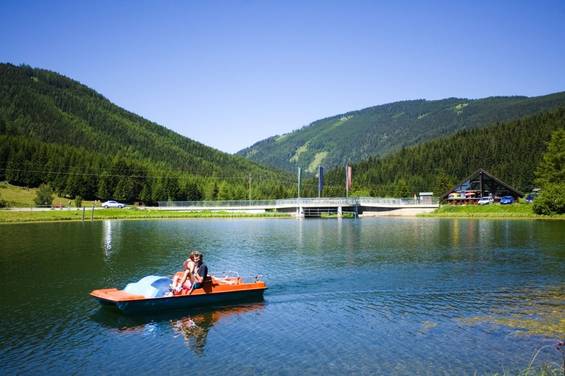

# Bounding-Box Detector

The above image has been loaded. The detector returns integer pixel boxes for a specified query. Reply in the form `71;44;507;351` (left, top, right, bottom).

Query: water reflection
102;220;122;260
172;304;263;356
91;303;264;356
102;220;113;259
296;218;304;251
439;219;548;251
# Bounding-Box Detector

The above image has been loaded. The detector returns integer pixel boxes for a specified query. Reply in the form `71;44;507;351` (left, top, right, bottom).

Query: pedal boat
90;276;267;314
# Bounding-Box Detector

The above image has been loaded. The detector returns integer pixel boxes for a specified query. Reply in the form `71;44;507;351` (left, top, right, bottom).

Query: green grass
0;181;96;207
0;208;291;224
421;203;565;219
0;182;293;223
489;364;564;376
307;151;328;173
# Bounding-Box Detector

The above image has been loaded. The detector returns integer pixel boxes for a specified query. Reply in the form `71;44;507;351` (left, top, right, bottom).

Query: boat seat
211;276;241;286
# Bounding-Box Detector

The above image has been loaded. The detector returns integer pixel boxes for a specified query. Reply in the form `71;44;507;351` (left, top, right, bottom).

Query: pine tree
533;129;565;214
534;128;565;187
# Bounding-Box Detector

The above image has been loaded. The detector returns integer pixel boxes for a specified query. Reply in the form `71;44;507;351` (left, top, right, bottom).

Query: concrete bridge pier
337;206;343;217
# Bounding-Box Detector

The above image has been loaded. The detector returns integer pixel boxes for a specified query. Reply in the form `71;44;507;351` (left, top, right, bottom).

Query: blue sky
2;1;565;153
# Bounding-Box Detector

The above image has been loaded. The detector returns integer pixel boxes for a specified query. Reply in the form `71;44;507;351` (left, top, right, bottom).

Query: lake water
0;218;563;375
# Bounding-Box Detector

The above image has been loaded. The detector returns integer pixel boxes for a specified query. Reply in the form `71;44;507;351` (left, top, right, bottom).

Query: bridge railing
357;197;439;205
281;197;439;206
276;198;355;206
158;198;360;208
158;196;438;208
158;199;276;207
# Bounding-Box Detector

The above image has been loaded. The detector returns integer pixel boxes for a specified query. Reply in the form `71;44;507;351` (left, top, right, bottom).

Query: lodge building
441;169;524;204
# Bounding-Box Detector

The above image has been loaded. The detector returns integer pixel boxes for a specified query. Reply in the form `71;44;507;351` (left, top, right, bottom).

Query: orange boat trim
90;280;267;303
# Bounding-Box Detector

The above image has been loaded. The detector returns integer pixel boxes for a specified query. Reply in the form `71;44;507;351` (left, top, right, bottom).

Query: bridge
157;197;439;217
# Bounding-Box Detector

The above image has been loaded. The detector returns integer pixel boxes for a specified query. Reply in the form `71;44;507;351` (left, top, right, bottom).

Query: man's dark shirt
195;263;208;284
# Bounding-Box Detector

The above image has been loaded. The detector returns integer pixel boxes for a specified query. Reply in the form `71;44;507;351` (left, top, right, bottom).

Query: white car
477;197;494;205
101;200;125;209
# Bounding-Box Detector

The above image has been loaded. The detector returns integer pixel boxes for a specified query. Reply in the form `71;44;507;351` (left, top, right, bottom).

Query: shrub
532;184;565;215
34;184;54;207
74;196;83;208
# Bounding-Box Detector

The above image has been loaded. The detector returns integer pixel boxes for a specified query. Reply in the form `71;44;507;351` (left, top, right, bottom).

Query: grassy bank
0;182;96;208
0;182;291;223
490;364;564;376
422;203;565;219
0;208;291;224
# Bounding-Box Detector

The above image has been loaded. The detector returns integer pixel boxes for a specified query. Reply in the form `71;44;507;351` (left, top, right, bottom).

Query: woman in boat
171;251;197;294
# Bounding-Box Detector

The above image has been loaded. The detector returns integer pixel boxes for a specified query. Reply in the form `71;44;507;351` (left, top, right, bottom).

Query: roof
441;169;524;201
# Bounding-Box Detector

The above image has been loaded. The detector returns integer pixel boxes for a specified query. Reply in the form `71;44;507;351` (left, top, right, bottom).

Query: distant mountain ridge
0;64;292;202
0;63;279;177
237;92;565;173
318;107;565;197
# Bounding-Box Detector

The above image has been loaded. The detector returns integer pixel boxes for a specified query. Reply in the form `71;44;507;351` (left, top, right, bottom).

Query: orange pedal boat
91;276;267;314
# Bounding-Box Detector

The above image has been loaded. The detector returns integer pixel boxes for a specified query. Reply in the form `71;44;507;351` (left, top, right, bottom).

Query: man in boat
170;250;208;295
190;251;208;292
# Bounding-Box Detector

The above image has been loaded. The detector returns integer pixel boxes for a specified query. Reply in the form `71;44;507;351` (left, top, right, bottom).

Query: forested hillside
310;108;565;197
238;92;565;173
0;64;293;203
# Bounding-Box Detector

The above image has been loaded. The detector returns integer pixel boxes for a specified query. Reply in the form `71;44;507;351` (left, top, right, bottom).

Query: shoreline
0;209;292;224
1;204;564;224
419;213;565;220
419;204;565;220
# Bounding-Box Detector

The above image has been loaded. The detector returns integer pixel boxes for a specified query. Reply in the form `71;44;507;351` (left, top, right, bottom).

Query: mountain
237;92;565;173
316;107;565;197
0;64;293;202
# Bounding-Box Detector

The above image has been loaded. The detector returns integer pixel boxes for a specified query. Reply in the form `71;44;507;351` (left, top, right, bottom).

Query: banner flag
297;167;302;198
317;166;324;197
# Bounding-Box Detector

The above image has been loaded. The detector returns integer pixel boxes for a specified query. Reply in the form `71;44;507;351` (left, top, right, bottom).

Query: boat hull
91;281;267;314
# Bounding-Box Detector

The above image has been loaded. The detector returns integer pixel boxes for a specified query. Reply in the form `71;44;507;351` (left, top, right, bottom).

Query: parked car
464;191;477;198
101;200;125;209
478;197;494;205
525;190;539;203
500;196;515;205
525;194;535;203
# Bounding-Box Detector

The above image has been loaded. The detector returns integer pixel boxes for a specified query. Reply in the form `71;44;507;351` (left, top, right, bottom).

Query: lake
0;218;563;375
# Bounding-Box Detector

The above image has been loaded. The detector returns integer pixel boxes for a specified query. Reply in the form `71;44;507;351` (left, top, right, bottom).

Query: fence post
82;207;85;222
91;205;94;221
